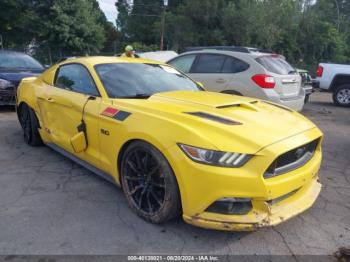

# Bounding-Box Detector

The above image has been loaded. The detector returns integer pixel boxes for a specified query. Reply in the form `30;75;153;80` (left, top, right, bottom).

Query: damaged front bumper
183;177;321;231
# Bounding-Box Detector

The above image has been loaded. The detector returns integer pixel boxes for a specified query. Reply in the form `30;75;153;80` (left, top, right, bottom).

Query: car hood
0;69;43;87
118;91;317;153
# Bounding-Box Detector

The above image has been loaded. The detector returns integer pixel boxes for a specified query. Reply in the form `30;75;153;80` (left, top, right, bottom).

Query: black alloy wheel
120;141;181;223
19;104;43;146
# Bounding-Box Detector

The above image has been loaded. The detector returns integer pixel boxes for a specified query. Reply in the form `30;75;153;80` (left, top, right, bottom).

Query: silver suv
167;48;305;111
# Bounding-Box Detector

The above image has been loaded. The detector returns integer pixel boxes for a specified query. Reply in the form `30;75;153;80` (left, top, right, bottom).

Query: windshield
95;63;201;98
0;52;44;70
256;56;296;75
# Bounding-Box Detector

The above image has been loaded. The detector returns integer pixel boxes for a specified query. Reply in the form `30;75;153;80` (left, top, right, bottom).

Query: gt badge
101;129;110;136
101;107;131;121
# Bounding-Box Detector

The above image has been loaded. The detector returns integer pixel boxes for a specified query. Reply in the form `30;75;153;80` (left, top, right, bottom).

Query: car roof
175;50;281;60
0;50;30;55
177;50;249;57
58;56;165;66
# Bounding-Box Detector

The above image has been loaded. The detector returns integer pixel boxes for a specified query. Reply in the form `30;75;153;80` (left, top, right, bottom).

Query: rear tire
19;104;43;146
333;85;350;107
120;141;181;224
304;94;310;103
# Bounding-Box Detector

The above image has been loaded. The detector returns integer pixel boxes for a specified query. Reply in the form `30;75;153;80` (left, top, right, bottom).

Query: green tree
37;0;106;54
0;0;39;48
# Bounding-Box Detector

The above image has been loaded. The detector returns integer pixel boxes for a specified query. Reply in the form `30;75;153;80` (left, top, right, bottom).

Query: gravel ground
0;91;349;257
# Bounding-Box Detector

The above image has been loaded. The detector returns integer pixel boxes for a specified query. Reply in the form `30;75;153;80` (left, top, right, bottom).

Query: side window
168;55;196;73
192;54;226;73
222;56;250;73
55;64;99;96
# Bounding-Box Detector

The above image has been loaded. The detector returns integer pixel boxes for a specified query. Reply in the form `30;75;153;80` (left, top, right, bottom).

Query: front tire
120;141;181;224
19;104;43;146
333;85;350;107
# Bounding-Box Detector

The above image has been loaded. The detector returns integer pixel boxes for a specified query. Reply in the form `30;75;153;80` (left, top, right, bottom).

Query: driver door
42;63;101;165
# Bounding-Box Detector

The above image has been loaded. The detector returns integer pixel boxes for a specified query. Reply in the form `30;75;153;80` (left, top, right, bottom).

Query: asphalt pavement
0;92;349;256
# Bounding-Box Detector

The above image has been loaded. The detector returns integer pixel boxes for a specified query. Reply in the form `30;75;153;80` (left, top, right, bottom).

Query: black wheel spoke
146;192;153;213
134;151;143;170
124;175;143;182
143;152;149;171
148;163;160;177
129;185;143;196
127;160;139;173
138;187;147;208
150;190;163;206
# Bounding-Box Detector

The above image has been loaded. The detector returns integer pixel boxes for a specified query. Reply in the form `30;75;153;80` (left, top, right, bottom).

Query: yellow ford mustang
16;57;323;231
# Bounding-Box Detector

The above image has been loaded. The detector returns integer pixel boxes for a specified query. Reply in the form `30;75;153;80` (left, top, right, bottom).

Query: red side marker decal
101;107;119;117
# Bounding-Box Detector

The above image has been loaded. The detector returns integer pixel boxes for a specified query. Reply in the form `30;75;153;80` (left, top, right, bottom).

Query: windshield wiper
288;70;297;75
118;93;152;99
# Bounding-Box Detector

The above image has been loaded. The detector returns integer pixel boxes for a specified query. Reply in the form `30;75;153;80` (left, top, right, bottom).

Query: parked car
316;63;350;107
0;50;44;106
16;56;322;231
136;51;178;63
297;68;314;103
168;47;305;111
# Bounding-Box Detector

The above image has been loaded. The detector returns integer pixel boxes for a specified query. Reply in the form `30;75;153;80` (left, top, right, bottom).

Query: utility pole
160;0;168;51
334;0;340;32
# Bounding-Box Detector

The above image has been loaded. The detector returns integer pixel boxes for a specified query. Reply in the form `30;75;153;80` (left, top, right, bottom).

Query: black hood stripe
184;112;242;125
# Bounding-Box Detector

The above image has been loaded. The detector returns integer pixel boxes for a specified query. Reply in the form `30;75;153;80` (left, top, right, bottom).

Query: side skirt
46;143;118;186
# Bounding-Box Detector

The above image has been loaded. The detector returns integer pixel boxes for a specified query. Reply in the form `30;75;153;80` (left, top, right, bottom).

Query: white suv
168;49;305;111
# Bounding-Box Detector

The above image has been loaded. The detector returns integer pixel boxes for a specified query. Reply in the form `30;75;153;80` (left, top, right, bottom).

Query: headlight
0;79;14;89
178;144;252;167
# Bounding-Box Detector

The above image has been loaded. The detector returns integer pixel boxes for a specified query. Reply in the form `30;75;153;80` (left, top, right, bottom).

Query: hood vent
216;101;259;111
185;112;242;125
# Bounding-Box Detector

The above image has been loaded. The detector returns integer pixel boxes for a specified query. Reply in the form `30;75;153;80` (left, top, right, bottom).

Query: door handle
216;78;227;84
47;97;55;103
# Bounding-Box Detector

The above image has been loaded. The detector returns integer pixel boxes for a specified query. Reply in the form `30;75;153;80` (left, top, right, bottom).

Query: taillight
316;66;323;77
251;74;275;89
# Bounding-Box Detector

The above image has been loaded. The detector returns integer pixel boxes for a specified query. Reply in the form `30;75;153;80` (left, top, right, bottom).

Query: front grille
264;139;319;179
0;90;16;105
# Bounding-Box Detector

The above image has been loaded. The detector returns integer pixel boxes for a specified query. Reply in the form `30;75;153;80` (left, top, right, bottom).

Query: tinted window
0;52;43;70
256;56;296;75
95;63;201;98
168;55;196;73
192;54;226;73
55;64;99;96
222;56;249;73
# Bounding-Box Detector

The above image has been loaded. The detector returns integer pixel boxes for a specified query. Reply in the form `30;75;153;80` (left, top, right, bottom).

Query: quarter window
222;56;249;73
55;64;99;96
